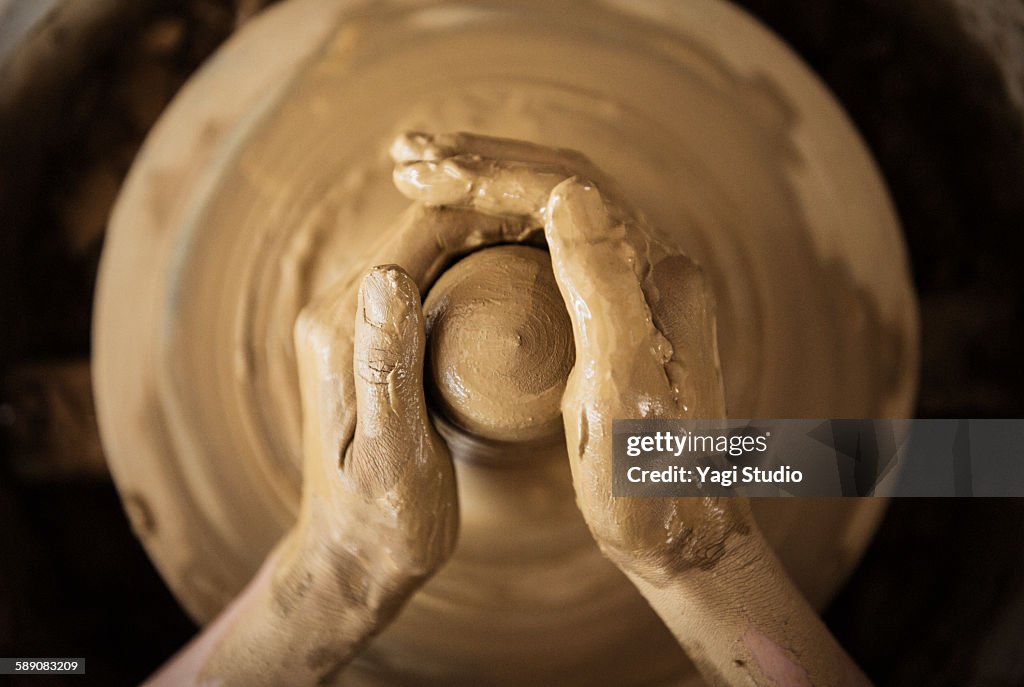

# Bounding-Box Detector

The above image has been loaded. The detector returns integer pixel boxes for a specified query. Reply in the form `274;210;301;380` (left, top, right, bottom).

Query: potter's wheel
92;1;919;685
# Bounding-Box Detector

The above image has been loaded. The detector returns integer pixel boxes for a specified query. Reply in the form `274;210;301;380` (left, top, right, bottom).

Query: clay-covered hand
392;131;740;580
176;265;458;687
393;132;872;687
544;178;758;578
292;264;458;589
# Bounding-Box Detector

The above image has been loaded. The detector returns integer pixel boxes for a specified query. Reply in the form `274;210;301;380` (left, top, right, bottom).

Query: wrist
282;522;424;627
587;498;762;587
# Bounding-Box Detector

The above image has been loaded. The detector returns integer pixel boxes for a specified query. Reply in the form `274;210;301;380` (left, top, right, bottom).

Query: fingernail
360;266;418;329
360;268;397;327
547;178;612;244
389;131;433;163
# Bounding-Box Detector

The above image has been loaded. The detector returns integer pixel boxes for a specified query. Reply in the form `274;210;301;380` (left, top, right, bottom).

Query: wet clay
423;245;574;443
93;2;919;686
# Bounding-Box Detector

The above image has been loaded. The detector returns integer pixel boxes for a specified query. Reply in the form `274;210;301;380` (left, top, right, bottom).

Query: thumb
543;178;677;416
349;265;447;496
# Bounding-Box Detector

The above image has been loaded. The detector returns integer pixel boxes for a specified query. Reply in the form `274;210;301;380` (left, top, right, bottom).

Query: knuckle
595;498;753;579
357;345;400;385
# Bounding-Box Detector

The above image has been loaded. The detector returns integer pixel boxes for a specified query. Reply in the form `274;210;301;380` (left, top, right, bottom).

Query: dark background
1;0;1022;684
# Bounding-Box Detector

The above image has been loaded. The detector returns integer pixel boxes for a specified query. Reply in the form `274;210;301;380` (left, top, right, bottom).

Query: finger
350;265;446;494
393;155;568;220
391;131;605;181
544;178;676;414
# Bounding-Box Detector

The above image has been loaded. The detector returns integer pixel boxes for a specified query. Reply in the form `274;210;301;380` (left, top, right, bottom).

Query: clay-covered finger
349;265;445;495
544;178;677;414
391;131;605;181
394;155;569;220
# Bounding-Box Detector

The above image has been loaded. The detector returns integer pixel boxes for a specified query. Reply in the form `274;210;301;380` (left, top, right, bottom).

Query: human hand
290;263;459;592
391;131;750;582
392;132;873;687
177;265;458;687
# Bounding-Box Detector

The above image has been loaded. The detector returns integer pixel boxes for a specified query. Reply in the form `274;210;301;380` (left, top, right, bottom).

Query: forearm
624;530;871;687
146;528;416;687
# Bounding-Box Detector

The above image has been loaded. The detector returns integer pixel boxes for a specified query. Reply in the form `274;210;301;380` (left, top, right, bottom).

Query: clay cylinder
423;245;574;443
